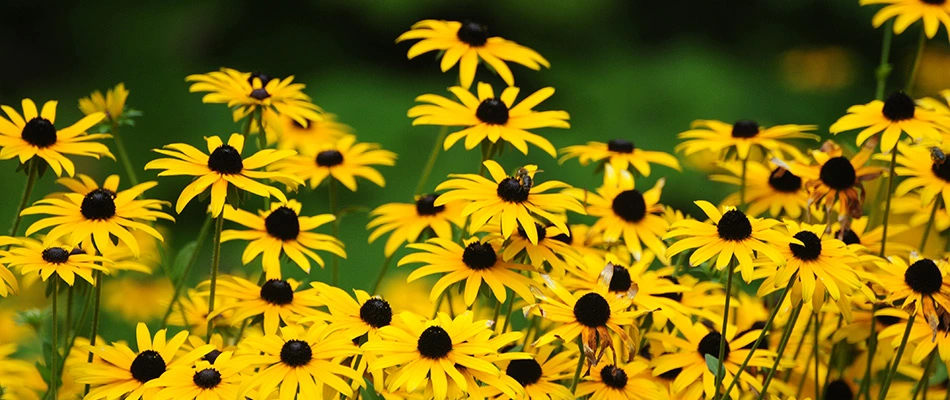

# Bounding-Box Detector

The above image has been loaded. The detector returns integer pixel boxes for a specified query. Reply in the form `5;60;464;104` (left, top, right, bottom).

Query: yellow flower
240;323;362;399
269;135;396;191
1;237;109;286
103;277;173;321
310;281;394;339
559;138;681;176
79;83;129;122
862;0;950;40
77;323;214;400
186;68;321;125
482;221;585;276
435;160;585;244
0;98;112;176
710;160;814;219
676;119;817;161
830;91;950;153
21;174;172;257
396;19;549;88
874;255;950;324
206;275;323;335
222;200;344;279
144;351;249;400
787;141;882;218
577;356;663;400
367;193;466;257
144;133;300;217
262;109;354;153
409;82;569;157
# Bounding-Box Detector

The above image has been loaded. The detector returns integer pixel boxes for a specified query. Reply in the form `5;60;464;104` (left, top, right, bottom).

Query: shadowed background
1;0;946;332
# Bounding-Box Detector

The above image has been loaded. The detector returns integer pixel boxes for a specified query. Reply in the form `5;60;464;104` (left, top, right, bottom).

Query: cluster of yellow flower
5;1;950;399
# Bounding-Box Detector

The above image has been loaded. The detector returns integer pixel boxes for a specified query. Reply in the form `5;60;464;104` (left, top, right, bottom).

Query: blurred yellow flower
79;83;129;122
102;276;173;321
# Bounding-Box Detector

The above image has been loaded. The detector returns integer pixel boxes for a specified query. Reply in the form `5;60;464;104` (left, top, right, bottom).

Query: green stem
920;197;941;254
110;122;139;186
83;271;103;396
758;301;804;399
414;125;449;195
161;215;213;327
64;285;74;349
875;20;895;100
445;290;456;318
813;312;820;400
329;178;339;286
501;290;515;334
905;28;927;94
570;337;585;394
859;304;881;400
432;290;447;318
911;351;936;399
713;262;736;400
49;280;59;400
723;272;798;395
206;213;225;341
877;313;916;400
490;297;502;326
879;149;898;257
255;109;267;151
8;158;39;238
370;255;393;295
822;316;845;397
739;158;748;211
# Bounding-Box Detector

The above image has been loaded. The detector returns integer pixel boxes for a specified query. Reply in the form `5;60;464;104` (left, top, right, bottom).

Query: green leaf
171;241;199;283
360;378;384;400
704;354;723;379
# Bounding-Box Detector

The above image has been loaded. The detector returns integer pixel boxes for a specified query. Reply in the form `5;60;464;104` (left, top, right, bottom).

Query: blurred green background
1;0;946;300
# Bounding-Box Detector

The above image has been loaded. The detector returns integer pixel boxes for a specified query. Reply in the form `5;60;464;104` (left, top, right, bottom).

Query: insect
931;147;946;165
515;167;535;190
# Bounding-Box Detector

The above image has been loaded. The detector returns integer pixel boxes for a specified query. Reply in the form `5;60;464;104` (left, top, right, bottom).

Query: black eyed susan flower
665;201;787;283
222;200;344;279
367;193;466;257
756;221;865;321
676;119;818;161
879;311;950;366
862;0;950;40
895;142;950;207
830;91;950;153
166;289;235;338
310;281;395;339
206;275;324;335
648;315;774;400
1;237;109;286
396;20;550;89
262;109;353;153
484;346;576;400
875;255;950;326
79;83;129;123
710;160;814;219
788;142;883;217
144;133;300;217
186;68;321;124
409;82;569;157
576;356;663;400
144;351;247;400
482;221;585;276
269;135;396;191
362;310;522;400
570;166;669;262
77;323;215;400
435;160;585;244
531;276;646;363
240;323;362;399
399;237;536;307
559;138;681;177
0;98;112;176
20;174;172;256
0;236;19;297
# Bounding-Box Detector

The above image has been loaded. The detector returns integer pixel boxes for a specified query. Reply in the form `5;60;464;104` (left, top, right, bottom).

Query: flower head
830;91;950;153
0;98;112;176
676;119;818;161
396;19;550;88
559;138;681;176
207;275;324;334
79;83;129;122
367;193;466;257
186;68;321;125
144;351;248;400
862;0;950;41
269;135;396;191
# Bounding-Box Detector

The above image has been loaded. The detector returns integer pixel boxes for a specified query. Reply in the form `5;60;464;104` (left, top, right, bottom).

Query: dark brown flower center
819;157;855;190
882;91;916;121
496;177;530;203
905;259;943;294
202;349;222;363
517;223;547;242
933;159;950;182
249;88;270;100
824;379;854;400
717;209;752;241
264;206;300;241
656;276;683;302
316;150;344;167
731;120;760;138
834;229;861;245
573;292;611;327
42;247;70;264
607;139;635;153
415;194;445;216
260;279;294;305
550;225;572;245
456;21;488;46
612;190;647;223
874;314;902;327
768;168;802;193
462;242;497;270
80;188;117;220
192;368;222;389
476;98;509;125
130;350;166;383
607;264;632;293
506;358;543;386
790;231;822;261
279;340;312;367
417;326;453;359
359;298;393;328
697;331;731;361
600;365;628;389
21;117;57;148
247;72;274;86
207;145;244;174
